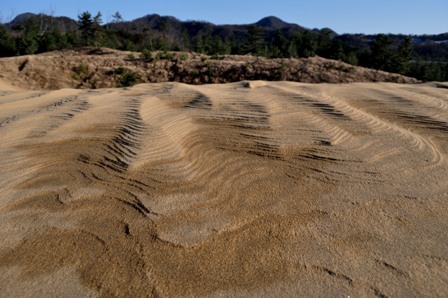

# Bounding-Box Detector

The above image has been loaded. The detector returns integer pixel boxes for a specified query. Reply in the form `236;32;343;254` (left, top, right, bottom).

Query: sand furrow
1;81;447;297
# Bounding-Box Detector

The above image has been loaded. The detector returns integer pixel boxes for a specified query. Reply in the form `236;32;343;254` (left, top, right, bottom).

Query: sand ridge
0;81;447;297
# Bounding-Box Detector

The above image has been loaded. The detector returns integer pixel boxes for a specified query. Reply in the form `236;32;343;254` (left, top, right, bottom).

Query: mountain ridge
2;12;447;82
5;12;448;48
5;12;448;37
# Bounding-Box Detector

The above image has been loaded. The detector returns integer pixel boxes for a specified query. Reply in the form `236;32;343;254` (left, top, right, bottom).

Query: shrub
206;66;215;76
189;69;199;75
72;62;89;80
73;62;89;75
166;52;176;60
278;62;287;78
141;48;153;60
156;51;176;60
115;66;125;75
116;67;141;87
179;52;188;61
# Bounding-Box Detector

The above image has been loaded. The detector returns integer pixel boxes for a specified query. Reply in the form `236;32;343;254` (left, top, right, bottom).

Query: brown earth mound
0;47;419;90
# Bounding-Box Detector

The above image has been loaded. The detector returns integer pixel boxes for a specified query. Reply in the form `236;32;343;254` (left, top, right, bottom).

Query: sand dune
0;81;447;297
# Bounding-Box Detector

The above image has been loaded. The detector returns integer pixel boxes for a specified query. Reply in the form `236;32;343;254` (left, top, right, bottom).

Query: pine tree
394;37;413;74
370;34;394;71
92;12;104;46
247;25;266;56
17;19;39;55
38;29;67;52
78;11;93;46
0;24;16;57
112;12;123;23
78;11;103;46
316;30;332;58
269;30;289;58
294;31;317;58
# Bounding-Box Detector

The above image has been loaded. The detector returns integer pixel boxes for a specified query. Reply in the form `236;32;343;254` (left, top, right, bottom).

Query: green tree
370;34;394;71
293;31;317;58
38;29;68;52
92;12;104;46
65;31;81;48
0;24;16;56
16;19;39;55
193;32;210;54
408;60;445;81
230;36;244;55
394;37;413;74
210;36;231;55
247;25;266;56
422;63;443;81
316;30;332;58
78;11;103;46
78;11;93;45
329;41;359;65
330;40;346;61
112;11;123;23
269;30;289;58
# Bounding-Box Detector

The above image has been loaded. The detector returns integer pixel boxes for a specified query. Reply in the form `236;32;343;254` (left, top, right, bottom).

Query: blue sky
0;0;446;34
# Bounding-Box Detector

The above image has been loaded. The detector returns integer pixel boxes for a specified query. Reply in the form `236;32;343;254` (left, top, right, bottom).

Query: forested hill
1;12;447;81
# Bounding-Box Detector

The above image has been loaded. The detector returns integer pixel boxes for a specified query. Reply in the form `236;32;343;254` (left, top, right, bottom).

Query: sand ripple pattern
0;82;447;297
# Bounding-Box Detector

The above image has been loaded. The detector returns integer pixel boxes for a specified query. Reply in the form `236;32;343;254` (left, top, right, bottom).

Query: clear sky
0;0;446;35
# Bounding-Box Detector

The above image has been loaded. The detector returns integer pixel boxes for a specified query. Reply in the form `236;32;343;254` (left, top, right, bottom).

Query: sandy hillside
0;80;447;297
0;48;418;90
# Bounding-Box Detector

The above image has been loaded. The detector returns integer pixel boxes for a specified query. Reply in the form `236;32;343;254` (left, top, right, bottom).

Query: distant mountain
6;13;36;26
5;12;447;41
5;12;78;33
334;33;448;63
335;33;448;49
255;16;303;30
105;14;312;51
3;12;447;64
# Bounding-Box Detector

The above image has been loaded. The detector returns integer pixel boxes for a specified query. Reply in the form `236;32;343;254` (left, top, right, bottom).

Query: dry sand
0;80;447;297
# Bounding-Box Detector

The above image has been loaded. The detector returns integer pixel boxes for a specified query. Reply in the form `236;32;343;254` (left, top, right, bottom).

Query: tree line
0;11;447;82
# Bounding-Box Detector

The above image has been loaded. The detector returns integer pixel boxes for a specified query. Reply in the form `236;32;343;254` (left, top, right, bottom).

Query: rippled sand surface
1;81;447;297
